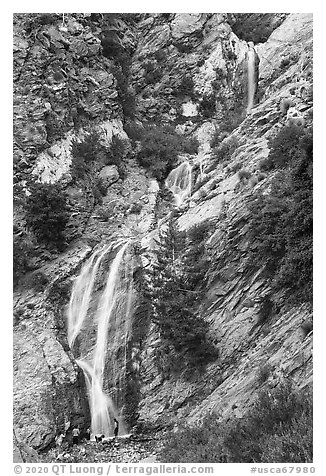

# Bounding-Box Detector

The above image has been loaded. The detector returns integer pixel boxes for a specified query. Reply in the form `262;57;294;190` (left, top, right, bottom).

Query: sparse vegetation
238;169;251;181
211;136;239;165
256;363;273;384
159;382;312;462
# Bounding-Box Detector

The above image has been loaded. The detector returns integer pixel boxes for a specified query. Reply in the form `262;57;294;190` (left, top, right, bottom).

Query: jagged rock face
13;13;135;184
13;290;89;450
13;12;312;451
130;13;251;124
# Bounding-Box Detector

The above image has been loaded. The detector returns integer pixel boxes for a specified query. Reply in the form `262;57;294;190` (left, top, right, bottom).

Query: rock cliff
13;13;312;458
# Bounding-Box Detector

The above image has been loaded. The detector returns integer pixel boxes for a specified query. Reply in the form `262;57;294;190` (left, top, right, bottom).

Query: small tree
24;181;70;249
147;215;217;374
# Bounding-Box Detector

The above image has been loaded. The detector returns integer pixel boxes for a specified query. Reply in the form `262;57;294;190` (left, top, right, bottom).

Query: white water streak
166;161;192;207
67;241;131;436
247;45;256;113
67;246;111;349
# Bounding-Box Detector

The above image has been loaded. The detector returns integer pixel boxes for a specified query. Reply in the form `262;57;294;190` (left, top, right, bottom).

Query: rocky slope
13;13;312;460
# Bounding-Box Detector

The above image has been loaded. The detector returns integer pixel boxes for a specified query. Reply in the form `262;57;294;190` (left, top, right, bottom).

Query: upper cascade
246;42;257;113
165;161;193;207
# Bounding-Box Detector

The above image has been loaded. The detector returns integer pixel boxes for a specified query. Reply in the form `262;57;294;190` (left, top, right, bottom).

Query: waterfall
247;42;257;113
67;246;111;349
165;161;192;207
67;241;132;437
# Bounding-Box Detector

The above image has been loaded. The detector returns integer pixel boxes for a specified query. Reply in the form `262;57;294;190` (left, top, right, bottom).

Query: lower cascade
67;240;134;438
165;161;192;206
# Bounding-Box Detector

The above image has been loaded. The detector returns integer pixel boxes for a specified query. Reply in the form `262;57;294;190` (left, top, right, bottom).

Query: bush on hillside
24;181;70;249
143;61;163;84
248;128;312;304
199;94;216;118
159;382;312;463
211;136;239;165
260;125;305;171
174;76;196;98
137;125;197;181
70;131;104;178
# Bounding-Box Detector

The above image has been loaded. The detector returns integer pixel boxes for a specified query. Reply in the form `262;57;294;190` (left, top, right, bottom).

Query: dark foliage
160;382;312;463
70;131;103;178
248;127;312;304
199;94;216;118
260;125;305;171
105;135;127;178
112;64;135;119
211;136;239;165
143;61;163;84
257;296;274;324
24;182;70;249
174;76;196;98
146;216;218;375
229;13;287;43
137;125;197;181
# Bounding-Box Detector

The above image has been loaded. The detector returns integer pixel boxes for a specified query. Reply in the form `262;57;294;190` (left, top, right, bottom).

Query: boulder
99;165;120;188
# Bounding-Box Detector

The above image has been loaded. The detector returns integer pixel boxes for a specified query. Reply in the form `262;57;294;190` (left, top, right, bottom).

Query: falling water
165;161;192;207
67;246;111;349
67;241;132;437
247;42;257;113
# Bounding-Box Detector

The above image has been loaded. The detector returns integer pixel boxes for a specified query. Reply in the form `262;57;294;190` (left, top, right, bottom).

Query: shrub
182;136;199;155
212;136;239;164
159;382;312;463
300;320;313;338
247;129;312;304
70;131;103;177
111;63;135;119
174;76;196;98
101;30;123;59
256;363;272;384
143;61;163;84
266;125;305;170
124;121;143;142
257;296;274;324
137;125;195;181
238;169;251;181
199;94;216;118
153;50;167;62
129;202;143;214
280;98;295;114
24;181;70;249
231;162;242;173
105;135;127;167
